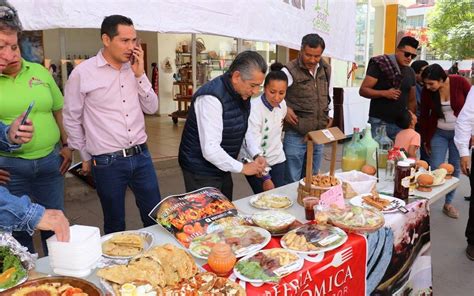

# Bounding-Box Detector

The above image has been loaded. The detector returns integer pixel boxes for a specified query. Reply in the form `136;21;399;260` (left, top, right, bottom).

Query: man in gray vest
179;51;267;200
282;34;332;183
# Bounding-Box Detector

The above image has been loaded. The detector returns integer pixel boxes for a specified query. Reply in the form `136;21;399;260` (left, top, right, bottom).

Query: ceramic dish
249;194;293;210
350;194;406;213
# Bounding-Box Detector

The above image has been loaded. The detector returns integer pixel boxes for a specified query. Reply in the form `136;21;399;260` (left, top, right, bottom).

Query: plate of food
280;224;347;255
0;246;28;292
234;248;304;284
250;193;293;210
4;276;102;296
350;193;406;213
97;243;199;294
327;205;385;233
101;230;154;259
206;216;247;234
251;210;296;235
189;226;271;259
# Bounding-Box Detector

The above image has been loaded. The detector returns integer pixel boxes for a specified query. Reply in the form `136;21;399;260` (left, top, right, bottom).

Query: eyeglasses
400;49;417;59
0;6;16;21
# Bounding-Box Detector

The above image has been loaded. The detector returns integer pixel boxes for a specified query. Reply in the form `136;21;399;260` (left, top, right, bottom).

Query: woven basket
297;181;336;206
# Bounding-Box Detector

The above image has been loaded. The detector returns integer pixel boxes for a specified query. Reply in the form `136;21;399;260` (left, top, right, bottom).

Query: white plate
280;225;347;255
100;230;154;260
425;179;446;187
350;194;406;213
189;226;271;260
233;249;304;284
249;194;293;210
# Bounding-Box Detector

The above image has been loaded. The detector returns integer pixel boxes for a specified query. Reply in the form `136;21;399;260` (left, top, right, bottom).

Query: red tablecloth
204;233;367;296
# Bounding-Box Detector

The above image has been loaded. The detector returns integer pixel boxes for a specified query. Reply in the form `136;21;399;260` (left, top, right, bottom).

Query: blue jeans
91;148;161;234
0;147;64;254
246;161;286;194
283;130;323;183
428;128;460;204
368;116;402;141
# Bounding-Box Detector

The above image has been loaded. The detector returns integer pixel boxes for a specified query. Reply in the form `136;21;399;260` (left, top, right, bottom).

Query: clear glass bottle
360;123;379;167
342;128;367;171
377;125;393;169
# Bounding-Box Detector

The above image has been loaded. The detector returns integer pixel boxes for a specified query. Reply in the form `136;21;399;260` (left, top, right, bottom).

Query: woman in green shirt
0;15;72;254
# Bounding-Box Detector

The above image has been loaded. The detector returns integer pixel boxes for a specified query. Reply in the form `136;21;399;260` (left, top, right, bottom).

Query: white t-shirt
241;95;288;166
437;100;457;131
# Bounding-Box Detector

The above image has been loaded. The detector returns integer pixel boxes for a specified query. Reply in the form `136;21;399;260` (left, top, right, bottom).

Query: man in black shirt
359;36;418;140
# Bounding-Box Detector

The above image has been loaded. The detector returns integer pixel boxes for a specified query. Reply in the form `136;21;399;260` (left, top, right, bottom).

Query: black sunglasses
0;6;16;21
400;49;417;59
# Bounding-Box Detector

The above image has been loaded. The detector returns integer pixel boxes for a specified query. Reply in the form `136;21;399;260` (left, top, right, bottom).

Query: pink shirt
63;50;158;161
394;128;421;153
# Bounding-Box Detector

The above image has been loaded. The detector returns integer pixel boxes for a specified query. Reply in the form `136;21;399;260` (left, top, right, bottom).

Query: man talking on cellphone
63;15;161;234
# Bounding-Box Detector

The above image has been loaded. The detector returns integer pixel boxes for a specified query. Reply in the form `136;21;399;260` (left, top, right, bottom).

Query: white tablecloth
34;177;459;288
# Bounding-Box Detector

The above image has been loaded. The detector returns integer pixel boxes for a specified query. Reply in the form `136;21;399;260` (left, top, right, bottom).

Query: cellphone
20;101;35;125
130;38;141;65
15;101;35;138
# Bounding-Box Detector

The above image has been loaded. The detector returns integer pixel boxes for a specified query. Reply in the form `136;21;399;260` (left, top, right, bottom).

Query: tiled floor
145;115;184;160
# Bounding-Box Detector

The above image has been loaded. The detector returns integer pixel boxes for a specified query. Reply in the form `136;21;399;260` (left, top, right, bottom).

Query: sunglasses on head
400;49;417;59
0;6;16;21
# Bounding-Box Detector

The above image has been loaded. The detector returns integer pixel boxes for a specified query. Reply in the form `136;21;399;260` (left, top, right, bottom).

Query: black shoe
467;245;474;261
465;196;471;201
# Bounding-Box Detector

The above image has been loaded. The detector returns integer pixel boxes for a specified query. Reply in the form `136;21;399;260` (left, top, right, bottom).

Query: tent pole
191;33;197;92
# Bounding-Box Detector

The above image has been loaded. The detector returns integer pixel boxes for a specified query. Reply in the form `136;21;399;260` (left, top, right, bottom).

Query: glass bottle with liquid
342;128;367;171
360;123;379;167
377;124;393;169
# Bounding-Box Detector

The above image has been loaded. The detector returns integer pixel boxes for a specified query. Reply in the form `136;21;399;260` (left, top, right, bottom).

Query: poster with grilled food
149;187;238;248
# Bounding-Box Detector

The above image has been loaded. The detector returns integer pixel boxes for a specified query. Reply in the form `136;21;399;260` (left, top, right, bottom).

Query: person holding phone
0;117;70;242
454;86;474;260
359;36;418;140
0;0;72;254
0;1;70;243
63;15;161;234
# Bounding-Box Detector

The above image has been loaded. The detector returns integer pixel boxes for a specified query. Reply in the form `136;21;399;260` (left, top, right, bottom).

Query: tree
427;0;474;60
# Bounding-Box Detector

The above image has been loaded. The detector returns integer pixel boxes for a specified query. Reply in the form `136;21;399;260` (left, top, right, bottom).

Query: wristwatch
252;153;263;160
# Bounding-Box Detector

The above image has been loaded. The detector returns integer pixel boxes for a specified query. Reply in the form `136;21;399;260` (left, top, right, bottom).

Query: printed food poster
149;187;237;248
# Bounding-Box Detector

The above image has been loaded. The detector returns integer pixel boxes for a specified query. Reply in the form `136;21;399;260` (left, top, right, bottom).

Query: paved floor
37;116;474;295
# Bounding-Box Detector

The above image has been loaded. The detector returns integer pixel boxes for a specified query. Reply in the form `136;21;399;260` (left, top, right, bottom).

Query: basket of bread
297;174;341;206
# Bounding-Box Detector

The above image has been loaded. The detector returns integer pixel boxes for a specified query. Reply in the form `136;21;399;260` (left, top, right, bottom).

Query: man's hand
241;162;265;176
59;147;73;175
0;169;10;185
8;113;34;144
460;156;471;176
36;209;70;242
384;88;401;100
131;43;145;78
326;117;333;128
81;160;91;176
284;107;299;126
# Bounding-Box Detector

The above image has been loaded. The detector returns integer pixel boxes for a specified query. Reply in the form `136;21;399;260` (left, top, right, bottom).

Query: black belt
106;143;147;157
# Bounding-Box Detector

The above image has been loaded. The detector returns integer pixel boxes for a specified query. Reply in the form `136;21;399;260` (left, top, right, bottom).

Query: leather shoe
466;245;474;261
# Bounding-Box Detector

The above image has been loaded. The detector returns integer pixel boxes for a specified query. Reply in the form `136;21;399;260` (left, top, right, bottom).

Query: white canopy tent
11;0;356;62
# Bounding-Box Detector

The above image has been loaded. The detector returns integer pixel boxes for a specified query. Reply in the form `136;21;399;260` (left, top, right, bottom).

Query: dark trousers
91;148;161;234
246;161;286;194
182;169;233;200
466;154;474;245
